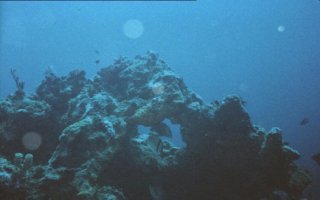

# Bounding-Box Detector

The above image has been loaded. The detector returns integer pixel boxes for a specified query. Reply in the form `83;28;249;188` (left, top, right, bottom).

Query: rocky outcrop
0;52;311;199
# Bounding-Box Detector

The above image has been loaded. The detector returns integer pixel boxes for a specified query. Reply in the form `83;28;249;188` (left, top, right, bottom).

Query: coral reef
0;52;311;199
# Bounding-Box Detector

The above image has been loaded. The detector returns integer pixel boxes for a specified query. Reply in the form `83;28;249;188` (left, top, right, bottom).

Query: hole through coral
137;119;186;148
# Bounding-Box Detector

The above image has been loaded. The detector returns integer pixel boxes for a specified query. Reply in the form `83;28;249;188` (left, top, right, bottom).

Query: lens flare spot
123;19;144;39
22;132;42;151
277;25;285;32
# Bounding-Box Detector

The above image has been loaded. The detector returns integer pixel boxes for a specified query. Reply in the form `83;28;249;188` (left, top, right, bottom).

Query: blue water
1;0;320;198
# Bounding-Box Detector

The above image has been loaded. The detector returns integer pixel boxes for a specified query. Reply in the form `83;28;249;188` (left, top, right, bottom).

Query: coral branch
10;68;25;99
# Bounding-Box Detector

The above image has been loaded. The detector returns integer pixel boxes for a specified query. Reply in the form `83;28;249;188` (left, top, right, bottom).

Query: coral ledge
0;52;311;200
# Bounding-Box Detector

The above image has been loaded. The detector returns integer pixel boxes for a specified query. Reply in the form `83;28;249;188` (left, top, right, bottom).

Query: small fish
312;153;320;166
211;100;220;107
300;118;310;125
156;140;163;154
95;60;100;65
94;50;100;54
151;122;172;138
146;133;163;154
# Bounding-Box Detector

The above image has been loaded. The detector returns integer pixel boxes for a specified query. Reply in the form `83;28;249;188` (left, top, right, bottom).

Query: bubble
277;25;285;32
123;19;144;39
151;82;165;95
22;132;42;151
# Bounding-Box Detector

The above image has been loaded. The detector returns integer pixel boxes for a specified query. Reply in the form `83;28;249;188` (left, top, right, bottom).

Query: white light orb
22;132;42;151
123;19;144;39
277;25;285;32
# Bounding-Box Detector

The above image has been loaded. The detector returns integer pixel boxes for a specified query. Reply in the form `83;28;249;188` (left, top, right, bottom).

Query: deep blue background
1;0;319;198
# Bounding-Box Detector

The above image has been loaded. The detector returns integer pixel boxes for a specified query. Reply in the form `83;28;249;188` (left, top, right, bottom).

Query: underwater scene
0;1;320;199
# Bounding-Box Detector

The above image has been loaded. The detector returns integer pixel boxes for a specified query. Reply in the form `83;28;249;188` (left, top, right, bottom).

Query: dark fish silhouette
300;118;310;125
312;153;320;166
151;122;172;138
156;139;163;153
212;100;220;107
146;133;163;155
94;50;100;54
95;60;100;65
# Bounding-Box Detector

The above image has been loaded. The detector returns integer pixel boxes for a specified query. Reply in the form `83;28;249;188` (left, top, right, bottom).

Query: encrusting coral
0;52;311;199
